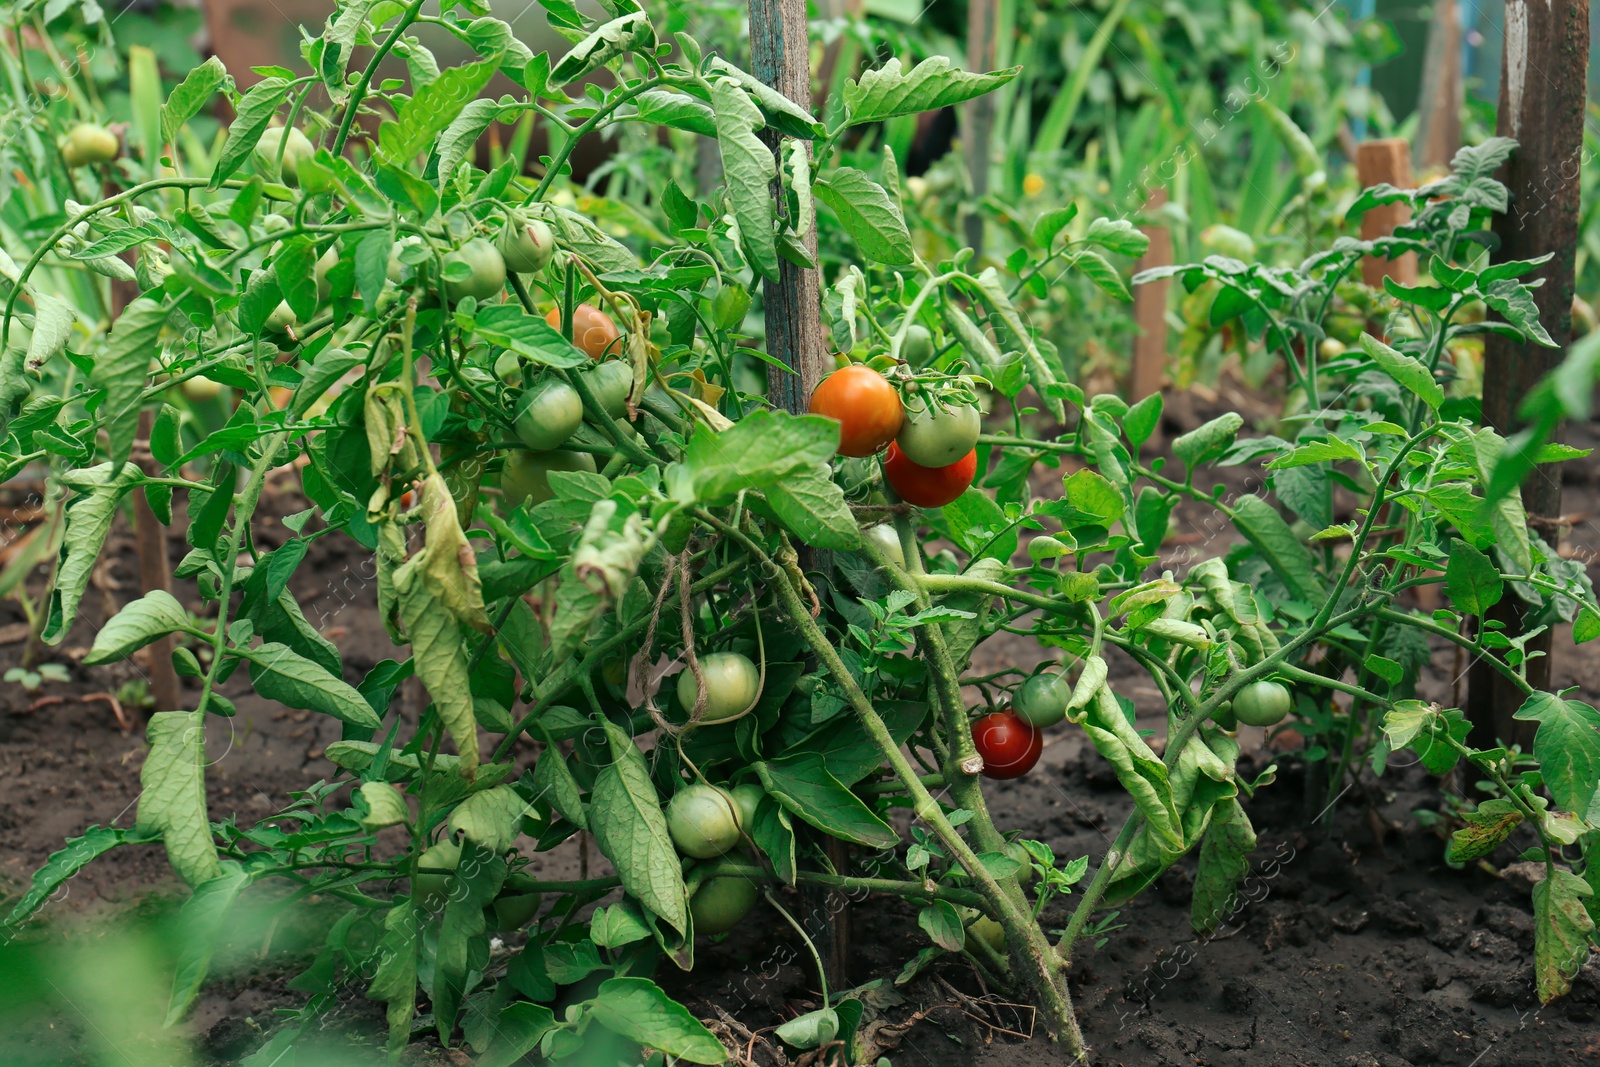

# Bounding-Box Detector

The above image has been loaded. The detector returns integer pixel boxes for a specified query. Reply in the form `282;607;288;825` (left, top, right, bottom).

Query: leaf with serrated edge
242;642;382;729
1533;869;1595;1003
137;711;221;887
842;57;1019;127
712;78;780;281
86;590;191;665
588;718;689;935
396;552;479;775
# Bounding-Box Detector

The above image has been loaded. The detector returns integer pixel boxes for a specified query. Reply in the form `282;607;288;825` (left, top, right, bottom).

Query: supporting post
1129;188;1170;452
1355;139;1418;288
747;0;847;983
1467;0;1588;750
134;409;179;715
1414;0;1463;173
964;0;997;254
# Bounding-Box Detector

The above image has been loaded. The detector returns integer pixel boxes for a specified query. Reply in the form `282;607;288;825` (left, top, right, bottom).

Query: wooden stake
1414;0;1463;173
1467;0;1588;750
747;0;846;982
964;0;998;254
1129;189;1170;451
1355;140;1417;287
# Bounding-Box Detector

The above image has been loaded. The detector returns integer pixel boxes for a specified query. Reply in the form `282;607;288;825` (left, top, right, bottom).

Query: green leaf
711;77;780;282
1265;436;1364;469
1532;869;1595;1003
589;978;727;1063
1359;333;1443;410
377;56;502;165
550;12;653;88
589;717;689;936
1384;276;1454;313
1190;798;1256;935
1073;249;1132;301
137;711;222;887
394;542;480;775
761;467;861;550
1381;698;1435;747
1230;494;1325;602
166;862;250;1025
435;99;504;184
1575;607;1600;645
1060;468;1124;527
274;235;319;324
24;294;75;378
469;305;587;367
433;840;504;1043
841;56;1018;127
210;77;290;187
776;1007;839;1050
705;58;823;139
918;899;965;952
2;825;159;928
366;902;419;1060
1123;392;1162;449
448;785;532;851
632;89;717;137
939;485;1017;562
43;463;143;644
1481;278;1556;347
85;590;191;665
966;267;1064;420
591;900;653;949
1514;694;1600;822
91;298;169;468
1172;413;1242;473
1032;204;1078;248
292;347;365;417
1445;541;1503;616
686;410;838;501
241;642;382;729
813;167;913;266
1447;799;1524;862
1083;217;1151;258
531;745;587;829
755;752;897;849
162;55;226;144
477;1003;558;1067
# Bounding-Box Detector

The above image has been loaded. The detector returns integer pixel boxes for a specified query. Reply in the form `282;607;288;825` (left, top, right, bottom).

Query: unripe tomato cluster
664;781;764;934
969;668;1075;780
807;362;982;510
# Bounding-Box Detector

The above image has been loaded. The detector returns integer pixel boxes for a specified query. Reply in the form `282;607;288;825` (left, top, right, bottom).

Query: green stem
332;0;427;156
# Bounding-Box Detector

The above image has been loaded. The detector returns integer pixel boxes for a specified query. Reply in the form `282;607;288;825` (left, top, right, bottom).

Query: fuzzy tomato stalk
971;710;1042;779
808;365;903;457
884;442;976;508
547;303;621;359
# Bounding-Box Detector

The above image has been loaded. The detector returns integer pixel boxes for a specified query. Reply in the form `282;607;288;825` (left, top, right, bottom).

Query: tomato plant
2;3;1596;1063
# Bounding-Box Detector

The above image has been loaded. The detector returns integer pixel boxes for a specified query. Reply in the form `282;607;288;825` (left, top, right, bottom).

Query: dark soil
2;387;1599;1066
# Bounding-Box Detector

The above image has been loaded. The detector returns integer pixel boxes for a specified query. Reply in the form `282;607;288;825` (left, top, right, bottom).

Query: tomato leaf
711;77;780;281
841;56;1018;127
760;466;861;550
1514;693;1600;822
589;977;727;1063
137;711;222;887
366;902;420;1059
210;77;290;187
240;642;382;730
43;463;143;643
589;717;690;936
166;861;250;1025
1533;869;1595;1003
1447;798;1524;862
813;167;913;267
378;56;502;165
85;590;191;665
1190;797;1256;935
754;753;898;849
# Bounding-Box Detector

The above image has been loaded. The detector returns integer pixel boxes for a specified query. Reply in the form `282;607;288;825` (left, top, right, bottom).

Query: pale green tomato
264;300;297;333
676;651;760;722
730;782;764;829
585;360;633;419
491;891;542;930
255;126;314;187
1013;672;1071;727
387;236;423;283
896;398;981;468
514;379;583;452
180;375;223;402
61;123;119;167
690;863;759;934
413;839;461;910
1233;681;1292;727
902;323;934;364
314;246;339;302
967;915;1006;953
495;351;522;384
666;783;742;859
1318;338;1347;360
500;450;596;509
863;524;905;568
442;239;507;303
499;214;556;274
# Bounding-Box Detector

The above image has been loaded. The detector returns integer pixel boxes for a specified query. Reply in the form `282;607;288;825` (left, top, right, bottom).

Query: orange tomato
546;303;621;360
807;365;903;457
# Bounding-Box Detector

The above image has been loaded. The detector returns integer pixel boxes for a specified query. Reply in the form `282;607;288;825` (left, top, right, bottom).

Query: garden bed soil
1;387;1598;1065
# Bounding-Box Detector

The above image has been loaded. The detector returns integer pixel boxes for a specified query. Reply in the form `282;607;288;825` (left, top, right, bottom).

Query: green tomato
902;323;934;364
690;862;759;934
500;449;596;509
314;245;339;302
499;214;557;274
387;236;423;284
1013;672;1071;727
514;379;583;452
966;915;1006;954
495;351;522;384
863;524;905;568
1005;841;1038;887
179;375;223;402
895;397;981;468
61;123;119;167
585;360;633;419
730;782;764;829
255;126;314;187
264;300;297;333
489;872;542;930
413;839;461;910
666;783;742;859
442;239;507;304
1232;680;1292;727
676;651;760;722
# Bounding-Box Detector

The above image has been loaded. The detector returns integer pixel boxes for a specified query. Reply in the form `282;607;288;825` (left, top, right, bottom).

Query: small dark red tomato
884;442;976;508
808;365;903;457
971;710;1042;780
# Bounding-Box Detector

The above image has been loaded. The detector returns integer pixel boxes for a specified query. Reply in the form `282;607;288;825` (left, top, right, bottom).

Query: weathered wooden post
1355;139;1418;287
1467;0;1588;750
747;0;847;979
964;0;998;254
1129;189;1170;452
1414;0;1463;173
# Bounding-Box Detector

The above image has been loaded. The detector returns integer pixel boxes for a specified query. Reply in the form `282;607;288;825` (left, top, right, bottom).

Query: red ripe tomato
546;303;621;360
808;365;903;457
971;710;1042;780
884;442;976;508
